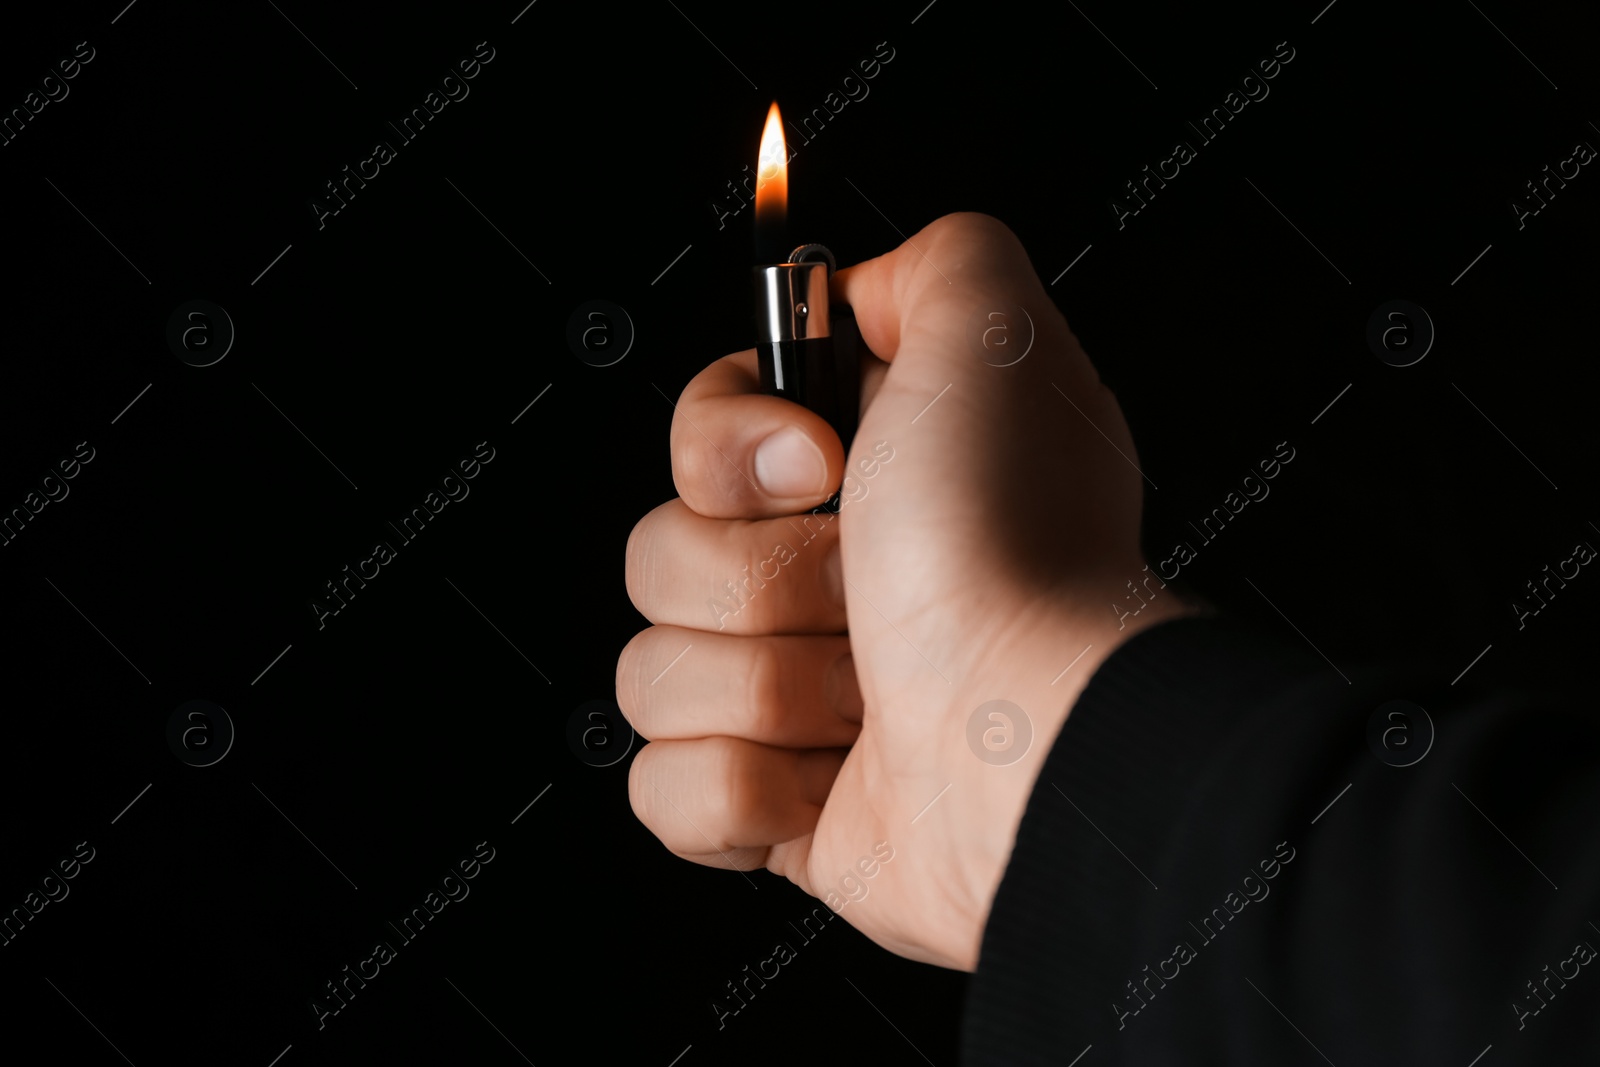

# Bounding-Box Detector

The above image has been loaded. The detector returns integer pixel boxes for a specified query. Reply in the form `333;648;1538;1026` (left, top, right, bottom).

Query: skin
619;213;1194;971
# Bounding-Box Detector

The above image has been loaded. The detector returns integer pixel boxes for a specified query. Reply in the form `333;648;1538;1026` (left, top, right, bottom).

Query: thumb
831;213;1102;414
828;212;1143;561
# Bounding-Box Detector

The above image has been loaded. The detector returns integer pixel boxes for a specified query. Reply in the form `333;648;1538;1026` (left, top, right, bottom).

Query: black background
1;1;1596;1064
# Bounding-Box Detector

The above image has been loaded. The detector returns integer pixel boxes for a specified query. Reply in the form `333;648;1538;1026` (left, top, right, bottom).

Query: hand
618;213;1193;970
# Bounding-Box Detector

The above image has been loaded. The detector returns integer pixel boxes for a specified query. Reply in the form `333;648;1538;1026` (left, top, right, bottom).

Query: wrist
952;568;1199;967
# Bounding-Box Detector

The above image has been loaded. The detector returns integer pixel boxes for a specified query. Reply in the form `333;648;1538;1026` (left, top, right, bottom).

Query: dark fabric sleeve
961;613;1600;1066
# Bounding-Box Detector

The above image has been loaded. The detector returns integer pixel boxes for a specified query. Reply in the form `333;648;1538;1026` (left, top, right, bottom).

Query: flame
756;101;787;226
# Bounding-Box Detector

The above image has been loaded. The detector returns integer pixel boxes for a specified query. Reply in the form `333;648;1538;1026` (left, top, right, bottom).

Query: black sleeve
961;613;1600;1066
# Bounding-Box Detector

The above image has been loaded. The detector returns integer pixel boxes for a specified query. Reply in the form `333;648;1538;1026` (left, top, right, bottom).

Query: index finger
668;349;846;521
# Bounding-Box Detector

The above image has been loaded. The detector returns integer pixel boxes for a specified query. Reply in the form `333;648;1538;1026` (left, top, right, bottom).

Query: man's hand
618;213;1192;970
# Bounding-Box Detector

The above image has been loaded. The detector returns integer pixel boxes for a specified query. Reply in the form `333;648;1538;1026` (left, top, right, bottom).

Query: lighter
751;105;860;501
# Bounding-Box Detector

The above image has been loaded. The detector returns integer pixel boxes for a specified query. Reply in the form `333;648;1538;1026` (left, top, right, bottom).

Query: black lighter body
753;245;860;493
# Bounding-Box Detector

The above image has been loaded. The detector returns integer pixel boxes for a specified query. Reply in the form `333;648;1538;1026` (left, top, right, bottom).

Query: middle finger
625;497;846;635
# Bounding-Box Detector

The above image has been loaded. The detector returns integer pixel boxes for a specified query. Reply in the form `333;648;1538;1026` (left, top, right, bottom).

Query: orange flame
756;101;787;227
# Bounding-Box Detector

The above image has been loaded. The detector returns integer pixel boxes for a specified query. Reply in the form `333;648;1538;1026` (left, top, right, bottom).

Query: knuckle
626;743;658;827
624;501;679;618
709;527;763;635
705;736;755;834
678;447;745;518
614;629;653;736
670;427;711;504
744;638;786;739
933;210;1018;248
672;431;737;515
623;513;654;613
